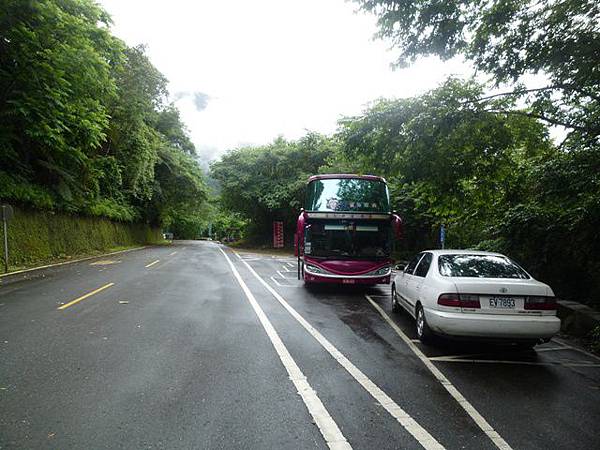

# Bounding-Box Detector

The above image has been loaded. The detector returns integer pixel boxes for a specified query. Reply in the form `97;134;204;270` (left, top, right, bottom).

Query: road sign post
440;224;445;250
2;204;14;273
273;221;284;248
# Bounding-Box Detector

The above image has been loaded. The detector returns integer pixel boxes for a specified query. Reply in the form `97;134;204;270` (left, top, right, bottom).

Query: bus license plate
489;297;515;309
342;279;355;284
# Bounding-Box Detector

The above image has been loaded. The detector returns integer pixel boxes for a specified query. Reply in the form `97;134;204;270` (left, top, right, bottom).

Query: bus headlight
305;264;327;274
365;266;391;276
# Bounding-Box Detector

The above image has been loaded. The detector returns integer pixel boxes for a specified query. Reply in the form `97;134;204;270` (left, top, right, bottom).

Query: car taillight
438;293;461;307
459;294;481;308
524;296;557;310
438;293;480;308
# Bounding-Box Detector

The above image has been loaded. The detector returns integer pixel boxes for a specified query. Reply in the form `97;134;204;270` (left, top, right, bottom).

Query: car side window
404;253;423;275
414;253;432;278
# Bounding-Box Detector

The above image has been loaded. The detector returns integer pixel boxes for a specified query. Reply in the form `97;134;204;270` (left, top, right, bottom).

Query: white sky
99;0;473;162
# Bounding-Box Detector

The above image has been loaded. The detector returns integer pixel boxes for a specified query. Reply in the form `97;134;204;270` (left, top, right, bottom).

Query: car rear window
438;254;530;279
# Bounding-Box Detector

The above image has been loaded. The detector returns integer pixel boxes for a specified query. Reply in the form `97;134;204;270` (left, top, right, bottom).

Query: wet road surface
1;241;599;449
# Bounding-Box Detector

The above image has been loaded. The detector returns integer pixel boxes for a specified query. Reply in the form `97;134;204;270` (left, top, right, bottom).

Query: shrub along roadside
0;206;163;271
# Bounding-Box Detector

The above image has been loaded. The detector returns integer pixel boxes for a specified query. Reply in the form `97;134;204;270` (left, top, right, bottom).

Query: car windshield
305;178;390;212
438;254;530;279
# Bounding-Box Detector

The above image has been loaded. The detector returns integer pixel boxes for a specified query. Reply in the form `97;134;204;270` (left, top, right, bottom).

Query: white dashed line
218;249;351;450
365;295;513;450
237;252;444;450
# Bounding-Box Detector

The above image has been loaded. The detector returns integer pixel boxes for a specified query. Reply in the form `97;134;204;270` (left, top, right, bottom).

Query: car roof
419;249;506;257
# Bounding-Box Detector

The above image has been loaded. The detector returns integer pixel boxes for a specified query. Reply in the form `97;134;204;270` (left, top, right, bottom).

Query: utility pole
440;224;445;250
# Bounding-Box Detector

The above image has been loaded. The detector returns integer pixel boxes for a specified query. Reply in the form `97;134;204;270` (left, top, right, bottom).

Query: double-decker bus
295;174;402;285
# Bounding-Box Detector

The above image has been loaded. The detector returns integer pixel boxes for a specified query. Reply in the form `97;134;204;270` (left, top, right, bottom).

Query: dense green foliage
354;0;600;146
0;206;162;270
348;0;600;302
0;0;207;229
211;134;334;243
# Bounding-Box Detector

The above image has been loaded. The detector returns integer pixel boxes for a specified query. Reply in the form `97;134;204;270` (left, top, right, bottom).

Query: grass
0;206;165;273
0;244;148;275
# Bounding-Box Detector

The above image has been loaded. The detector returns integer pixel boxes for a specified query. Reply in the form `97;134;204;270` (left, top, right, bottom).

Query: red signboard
273;221;284;248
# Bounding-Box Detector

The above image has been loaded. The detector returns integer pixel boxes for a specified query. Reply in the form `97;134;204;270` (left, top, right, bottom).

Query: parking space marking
533;346;570;352
219;249;351;450
277;270;297;279
270;276;302;288
552;338;600;362
365;295;513;450
238;253;444;450
428;357;600;368
145;259;160;268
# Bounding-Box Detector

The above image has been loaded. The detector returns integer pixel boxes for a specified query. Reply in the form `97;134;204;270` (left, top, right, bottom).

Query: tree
210;134;334;243
0;0;208;228
336;78;554;251
0;0;120;208
354;0;600;147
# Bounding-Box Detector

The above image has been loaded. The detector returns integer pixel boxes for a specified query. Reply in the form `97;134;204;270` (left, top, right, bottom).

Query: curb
557;300;600;337
0;246;148;284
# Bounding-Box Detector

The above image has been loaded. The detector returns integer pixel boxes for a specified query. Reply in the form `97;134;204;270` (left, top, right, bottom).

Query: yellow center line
145;259;160;268
58;283;115;310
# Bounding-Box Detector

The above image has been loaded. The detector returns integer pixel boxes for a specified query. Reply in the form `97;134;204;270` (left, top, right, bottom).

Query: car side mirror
394;263;406;271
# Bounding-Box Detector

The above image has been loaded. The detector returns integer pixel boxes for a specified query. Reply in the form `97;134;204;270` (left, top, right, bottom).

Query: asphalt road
1;241;599;449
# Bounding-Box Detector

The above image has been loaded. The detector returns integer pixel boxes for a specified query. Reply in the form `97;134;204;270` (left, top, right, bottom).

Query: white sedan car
391;250;561;347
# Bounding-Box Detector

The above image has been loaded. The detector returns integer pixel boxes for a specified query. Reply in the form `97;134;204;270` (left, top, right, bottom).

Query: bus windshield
305;178;390;213
304;221;391;259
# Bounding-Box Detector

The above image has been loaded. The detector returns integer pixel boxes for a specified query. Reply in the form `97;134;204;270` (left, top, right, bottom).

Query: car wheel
391;285;400;313
416;304;434;344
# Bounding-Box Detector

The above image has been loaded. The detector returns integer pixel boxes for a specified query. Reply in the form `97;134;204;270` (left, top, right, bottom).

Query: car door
398;253;424;314
411;252;433;305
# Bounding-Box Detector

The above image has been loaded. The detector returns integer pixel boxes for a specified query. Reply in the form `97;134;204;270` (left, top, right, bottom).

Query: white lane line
236;252;443;450
270;276;302;288
218;248;351;450
365;295;513;450
145;259;160;268
552;338;600;362
530;346;570;353
428;357;600;367
169;251;177;256
270;276;286;287
277;270;297;280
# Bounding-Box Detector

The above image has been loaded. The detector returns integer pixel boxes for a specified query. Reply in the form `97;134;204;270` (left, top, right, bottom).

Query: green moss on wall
0;206;163;270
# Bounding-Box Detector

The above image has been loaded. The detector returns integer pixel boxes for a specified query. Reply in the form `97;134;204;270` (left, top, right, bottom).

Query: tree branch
484;108;590;133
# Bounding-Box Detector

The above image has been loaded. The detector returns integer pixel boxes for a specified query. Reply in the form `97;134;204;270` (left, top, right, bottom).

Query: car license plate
342;279;355;284
488;297;515;309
